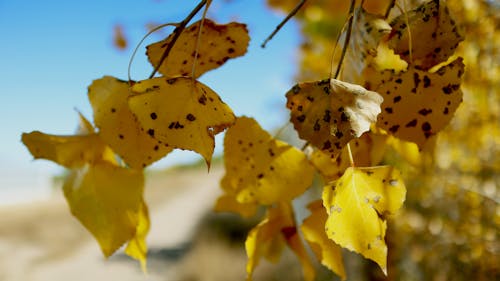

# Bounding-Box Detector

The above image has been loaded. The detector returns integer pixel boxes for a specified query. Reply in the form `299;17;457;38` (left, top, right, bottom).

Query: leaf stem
346;143;355;167
261;0;307;48
191;0;212;78
333;0;356;79
148;0;207;79
385;0;396;18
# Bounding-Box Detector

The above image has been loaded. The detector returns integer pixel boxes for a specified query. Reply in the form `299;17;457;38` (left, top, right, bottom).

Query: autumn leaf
125;201;150;273
246;202;315;281
146;19;249;78
286;79;383;158
214;193;259;218
387;0;464;70
310;131;387;181
220;116;314;205
322;166;406;274
366;57;465;147
21;131;109;168
129;77;235;166
63;162;144;257
343;8;391;84
301;200;346;280
88;76;172;169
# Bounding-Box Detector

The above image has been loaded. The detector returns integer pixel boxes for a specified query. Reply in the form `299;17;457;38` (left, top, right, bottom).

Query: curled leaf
286;79;383;158
88;76;172;169
246;203;315;281
387;0;464;70
322;166;406;274
129;77;235;166
21;131;108;168
146;19;250;78
220;117;314;205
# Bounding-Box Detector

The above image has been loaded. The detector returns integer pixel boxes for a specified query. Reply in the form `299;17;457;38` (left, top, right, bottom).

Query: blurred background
0;0;498;280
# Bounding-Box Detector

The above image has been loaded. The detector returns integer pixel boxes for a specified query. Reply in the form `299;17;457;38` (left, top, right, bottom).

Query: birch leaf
129;77;235;166
286;79;383;158
147;19;249;78
221;117;314;205
88;76;172;169
322;166;406;274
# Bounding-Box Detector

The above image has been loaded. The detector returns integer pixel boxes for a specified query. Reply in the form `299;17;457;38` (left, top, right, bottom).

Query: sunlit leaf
125;201;150;273
343;8;391;84
387;0;464;70
246;202;315;281
366;57;464;148
221;116;314;205
214;193;258;218
286;79;383;158
310;131;387;181
21;131;108;168
322;166;406;274
147;19;249;78
88;76;172;169
301;200;346;280
63;162;144;257
129;77;235;166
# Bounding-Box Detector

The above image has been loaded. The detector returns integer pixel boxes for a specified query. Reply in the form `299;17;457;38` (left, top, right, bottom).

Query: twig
261;0;307;48
191;0;212;78
385;0;396;18
333;0;356;79
148;0;207;78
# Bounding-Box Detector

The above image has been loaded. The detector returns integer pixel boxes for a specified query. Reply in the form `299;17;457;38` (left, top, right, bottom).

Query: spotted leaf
88;76;172;169
63;162;145;257
387;0;464;70
129;77;235;166
221;117;314;205
286;79;383;158
366;57;464;147
146;19;249;78
310;131;388;181
343;8;391;84
322;166;406;274
246;203;315;281
301;200;346;280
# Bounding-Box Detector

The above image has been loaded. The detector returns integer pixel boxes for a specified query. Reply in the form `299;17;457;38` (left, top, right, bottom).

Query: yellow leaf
214;193;258;218
76;111;95;135
301;200;346;280
221;117;314;205
286;79;383;158
343;8;391;84
125;201;150;273
63;162;144;257
310;131;388;181
21;131;108;168
88;76;172;169
322;166;406;274
366;57;465;148
245;203;315;281
362;0;394;16
146;19;249;78
129;77;235;166
387;0;464;70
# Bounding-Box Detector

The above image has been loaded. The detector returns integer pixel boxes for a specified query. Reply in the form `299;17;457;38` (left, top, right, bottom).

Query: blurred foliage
267;0;499;279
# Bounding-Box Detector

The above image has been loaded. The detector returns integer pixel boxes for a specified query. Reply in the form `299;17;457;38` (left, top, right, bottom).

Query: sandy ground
0;166;228;281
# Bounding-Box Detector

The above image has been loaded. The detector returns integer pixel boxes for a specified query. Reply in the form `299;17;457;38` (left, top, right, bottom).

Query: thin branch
385;0;396;18
128;22;177;83
148;0;207;79
333;0;356;79
261;0;307;48
191;0;212;78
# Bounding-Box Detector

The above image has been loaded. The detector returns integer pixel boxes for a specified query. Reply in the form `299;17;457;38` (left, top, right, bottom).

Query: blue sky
0;0;301;204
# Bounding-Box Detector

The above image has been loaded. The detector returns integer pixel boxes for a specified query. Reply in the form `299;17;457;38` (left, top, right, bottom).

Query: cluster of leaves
21;0;496;280
270;0;498;279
